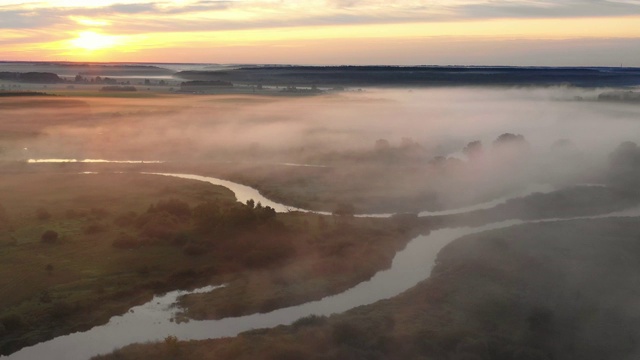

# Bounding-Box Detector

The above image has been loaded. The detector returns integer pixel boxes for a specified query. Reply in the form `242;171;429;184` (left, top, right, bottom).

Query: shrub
114;211;137;228
36;208;51;221
65;209;88;219
139;212;181;241
152;199;191;220
84;222;107;234
332;322;368;348
49;301;74;320
40;290;52;303
292;315;327;328
1;314;24;331
164;335;181;356
90;208;109;219
171;231;192;247
112;233;139;249
41;230;59;243
183;243;207;256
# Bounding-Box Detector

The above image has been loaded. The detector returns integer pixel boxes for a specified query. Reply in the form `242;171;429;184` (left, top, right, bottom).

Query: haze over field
2;85;639;210
4;1;640;359
3;87;637;156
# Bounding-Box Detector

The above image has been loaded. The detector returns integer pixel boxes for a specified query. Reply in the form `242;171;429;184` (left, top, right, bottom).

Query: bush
171;231;192;247
114;211;137;228
90;208;109;219
152;199;191;220
40;290;52;303
49;301;74;321
1;314;24;331
65;209;88;219
332;322;368;348
292;315;327;328
36;208;51;221
112;233;139;249
84;222;107;234
139;212;181;241
41;230;59;243
183;243;207;256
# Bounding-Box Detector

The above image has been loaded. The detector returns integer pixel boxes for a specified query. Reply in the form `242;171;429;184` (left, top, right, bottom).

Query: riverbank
0;171;422;356
3;158;639;357
95;215;640;360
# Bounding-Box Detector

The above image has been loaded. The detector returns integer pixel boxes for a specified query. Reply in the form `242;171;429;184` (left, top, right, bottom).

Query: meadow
2;70;640;359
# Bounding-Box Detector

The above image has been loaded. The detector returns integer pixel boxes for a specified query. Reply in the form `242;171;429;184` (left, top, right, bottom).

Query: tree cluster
110;198;289;267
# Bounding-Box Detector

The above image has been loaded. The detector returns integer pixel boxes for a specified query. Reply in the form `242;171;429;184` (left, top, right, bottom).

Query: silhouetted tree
463;140;483;161
246;199;255;209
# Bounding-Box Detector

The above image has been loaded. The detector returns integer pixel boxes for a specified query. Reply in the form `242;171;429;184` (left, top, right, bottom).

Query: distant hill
598;90;640;103
174;66;640;88
0;62;175;77
0;91;55;97
0;72;62;84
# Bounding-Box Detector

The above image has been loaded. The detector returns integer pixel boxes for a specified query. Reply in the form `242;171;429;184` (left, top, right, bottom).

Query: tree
193;201;224;234
246;199;255;209
492;133;530;164
152;198;191;220
492;133;529;149
463;140;483;161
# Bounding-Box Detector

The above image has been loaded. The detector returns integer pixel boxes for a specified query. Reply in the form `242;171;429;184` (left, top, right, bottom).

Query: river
146;173;556;217
7;203;640;360
1;167;626;360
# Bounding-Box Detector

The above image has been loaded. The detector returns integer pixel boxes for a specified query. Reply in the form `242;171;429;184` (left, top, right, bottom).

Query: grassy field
95;216;640;360
0;171;422;355
0;172;235;354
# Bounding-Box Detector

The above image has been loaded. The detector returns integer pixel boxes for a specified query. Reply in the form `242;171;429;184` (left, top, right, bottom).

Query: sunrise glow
70;31;120;51
2;0;640;65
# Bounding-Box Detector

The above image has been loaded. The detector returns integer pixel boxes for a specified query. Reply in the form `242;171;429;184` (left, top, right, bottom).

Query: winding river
146;173;556;217
3;164;630;360
5;220;524;360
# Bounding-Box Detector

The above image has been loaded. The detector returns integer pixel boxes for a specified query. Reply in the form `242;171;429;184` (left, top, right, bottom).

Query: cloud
455;0;640;19
3;0;640;33
2;0;640;64
0;1;233;29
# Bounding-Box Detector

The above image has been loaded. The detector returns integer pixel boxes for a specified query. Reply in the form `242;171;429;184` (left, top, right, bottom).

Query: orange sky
2;1;640;66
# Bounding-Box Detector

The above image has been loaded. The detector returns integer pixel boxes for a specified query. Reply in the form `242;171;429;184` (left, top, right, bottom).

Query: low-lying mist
2;86;639;210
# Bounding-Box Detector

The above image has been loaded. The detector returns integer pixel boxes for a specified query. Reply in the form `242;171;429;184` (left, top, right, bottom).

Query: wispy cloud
3;0;640;33
2;0;640;64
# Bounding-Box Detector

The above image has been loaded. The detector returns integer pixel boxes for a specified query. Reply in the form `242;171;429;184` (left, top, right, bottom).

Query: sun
70;31;119;51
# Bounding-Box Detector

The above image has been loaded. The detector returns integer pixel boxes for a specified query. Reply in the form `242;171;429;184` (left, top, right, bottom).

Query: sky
1;0;640;66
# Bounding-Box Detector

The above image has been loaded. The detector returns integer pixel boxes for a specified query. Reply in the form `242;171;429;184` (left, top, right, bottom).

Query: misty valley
2;64;640;360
